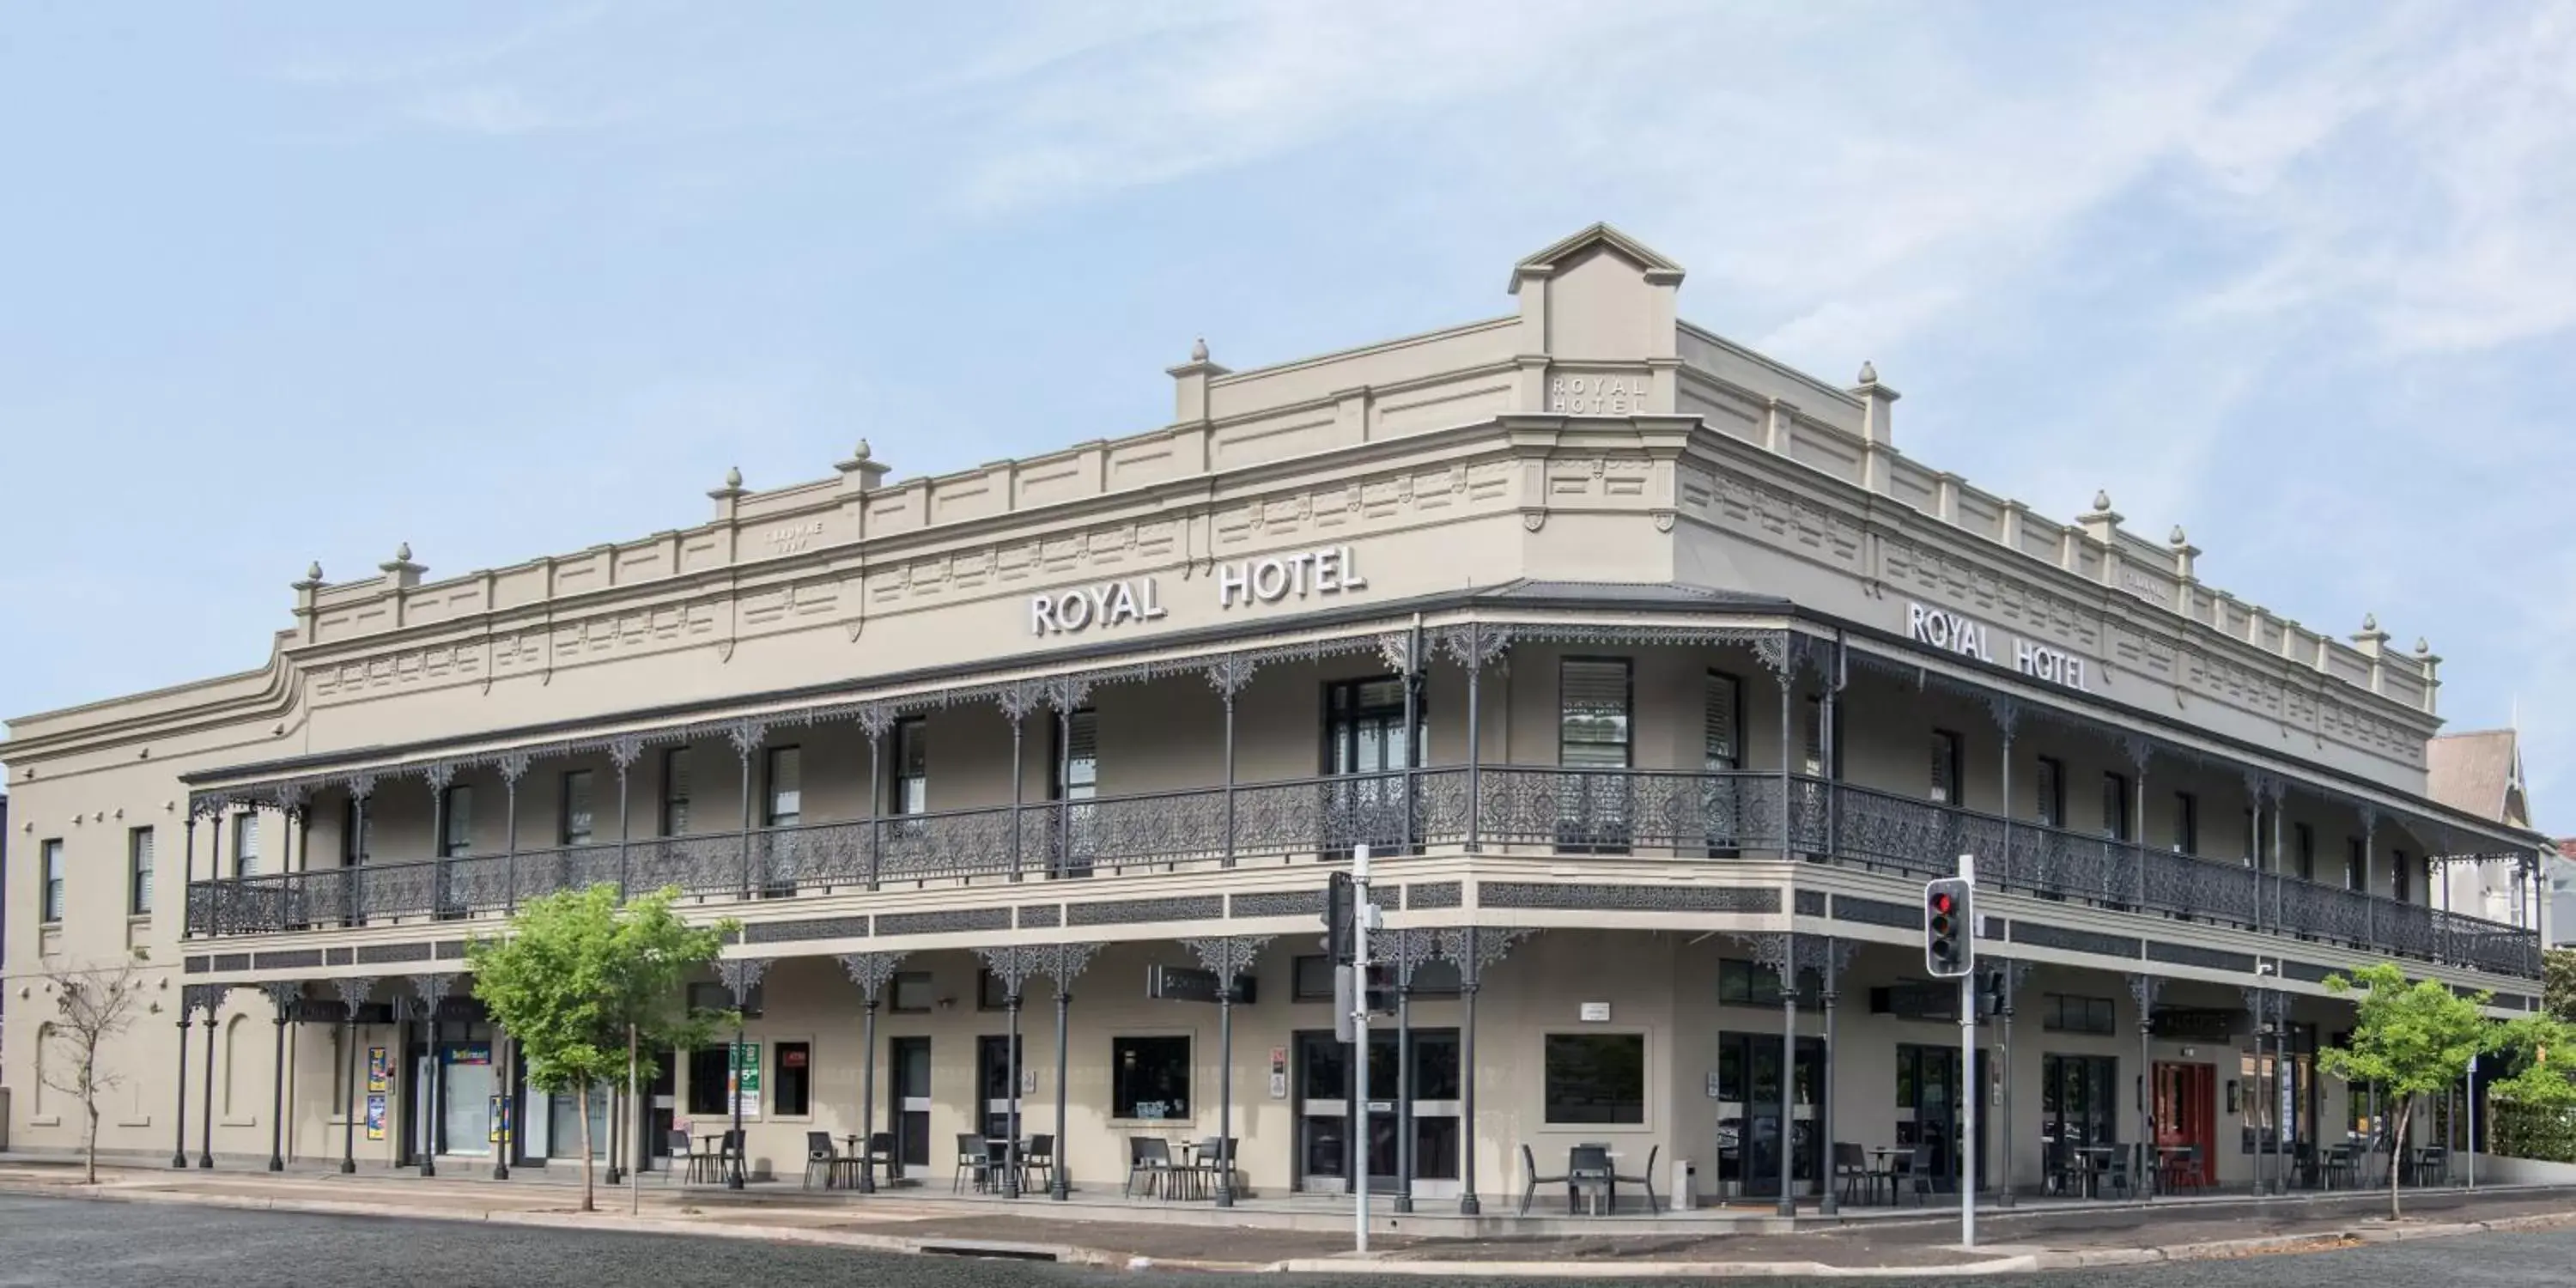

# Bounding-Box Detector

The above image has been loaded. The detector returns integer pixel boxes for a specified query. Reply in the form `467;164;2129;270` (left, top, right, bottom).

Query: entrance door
2153;1062;2216;1188
441;1044;495;1157
1322;677;1425;855
1718;1034;1824;1199
548;1084;609;1159
1293;1029;1460;1194
978;1036;1024;1141
1895;1043;1988;1192
889;1037;932;1171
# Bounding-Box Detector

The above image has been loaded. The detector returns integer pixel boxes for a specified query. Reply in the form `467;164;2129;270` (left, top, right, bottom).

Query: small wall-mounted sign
1580;1001;1612;1023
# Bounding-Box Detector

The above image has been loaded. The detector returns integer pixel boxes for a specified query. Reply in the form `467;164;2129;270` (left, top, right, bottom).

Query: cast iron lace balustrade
179;765;2537;975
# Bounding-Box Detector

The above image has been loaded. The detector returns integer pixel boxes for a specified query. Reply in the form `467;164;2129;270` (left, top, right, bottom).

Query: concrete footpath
5;1158;2576;1277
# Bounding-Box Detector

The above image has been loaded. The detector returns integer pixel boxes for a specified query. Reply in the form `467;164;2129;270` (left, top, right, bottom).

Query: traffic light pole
1957;851;1978;1252
1352;844;1374;1255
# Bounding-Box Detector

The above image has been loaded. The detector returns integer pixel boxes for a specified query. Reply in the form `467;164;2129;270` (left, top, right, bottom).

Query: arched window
223;1014;252;1118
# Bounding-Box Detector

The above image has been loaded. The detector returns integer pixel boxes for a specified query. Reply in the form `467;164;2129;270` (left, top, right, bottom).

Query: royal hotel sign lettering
1030;545;1369;637
1905;601;2090;691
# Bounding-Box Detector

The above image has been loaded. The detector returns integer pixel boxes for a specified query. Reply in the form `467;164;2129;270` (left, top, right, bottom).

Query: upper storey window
661;749;692;835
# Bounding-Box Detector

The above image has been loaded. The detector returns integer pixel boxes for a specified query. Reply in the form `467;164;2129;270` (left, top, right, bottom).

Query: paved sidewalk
6;1157;2576;1276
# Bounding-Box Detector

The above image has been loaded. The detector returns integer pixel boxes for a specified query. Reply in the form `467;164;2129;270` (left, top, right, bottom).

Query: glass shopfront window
1114;1036;1192;1121
1544;1033;1644;1125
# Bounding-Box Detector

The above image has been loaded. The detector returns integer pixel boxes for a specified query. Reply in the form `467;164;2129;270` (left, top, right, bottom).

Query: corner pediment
1510;222;1686;293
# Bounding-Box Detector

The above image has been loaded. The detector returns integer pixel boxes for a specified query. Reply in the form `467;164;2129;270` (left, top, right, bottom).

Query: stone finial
2169;526;2187;547
725;465;743;489
1190;337;1209;363
1857;360;1879;385
854;439;871;461
2415;638;2431;655
307;561;324;581
2093;490;2112;513
394;541;412;562
2362;612;2379;632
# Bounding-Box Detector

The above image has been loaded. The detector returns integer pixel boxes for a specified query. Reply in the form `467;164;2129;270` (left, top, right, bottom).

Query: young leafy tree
41;949;151;1185
2319;963;2497;1218
2488;1012;2576;1109
469;886;734;1211
2543;948;2576;1024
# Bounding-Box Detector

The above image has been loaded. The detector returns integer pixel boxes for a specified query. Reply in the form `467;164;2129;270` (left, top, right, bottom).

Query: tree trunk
577;1081;597;1212
2389;1099;2411;1220
84;1099;100;1186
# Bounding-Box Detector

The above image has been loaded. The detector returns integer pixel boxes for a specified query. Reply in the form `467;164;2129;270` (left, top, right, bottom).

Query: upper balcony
174;625;2544;982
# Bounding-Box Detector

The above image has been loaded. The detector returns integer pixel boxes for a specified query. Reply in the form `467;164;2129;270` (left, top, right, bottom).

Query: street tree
2543;948;2576;1024
2489;1012;2576;1109
41;949;151;1184
2319;962;2496;1217
469;886;734;1212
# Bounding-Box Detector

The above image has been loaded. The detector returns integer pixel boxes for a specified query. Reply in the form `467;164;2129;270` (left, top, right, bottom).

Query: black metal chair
1518;1144;1570;1215
668;1127;706;1185
954;1133;996;1193
719;1128;745;1185
1021;1133;1055;1194
1125;1136;1176;1199
1611;1144;1662;1214
1832;1143;1872;1206
1568;1144;1614;1215
803;1131;847;1189
866;1131;897;1183
1188;1137;1236;1200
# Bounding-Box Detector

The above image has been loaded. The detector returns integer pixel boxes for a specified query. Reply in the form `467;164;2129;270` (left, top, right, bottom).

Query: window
2033;756;2064;829
2040;993;2117;1036
978;968;1014;1011
2172;792;2199;855
2347;837;2367;891
2101;773;2132;841
2392;850;2411;902
686;980;762;1016
441;785;475;857
1558;659;1633;769
1929;731;1963;806
890;971;934;1014
892;719;928;815
2293;823;2315;883
773;1042;811;1117
231;813;260;878
1718;958;1795;1006
1703;671;1741;772
342;797;371;864
2041;1054;2120;1150
1544;1033;1645;1125
1802;696;1827;776
1293;955;1338;1002
1053;708;1097;801
686;1045;729;1116
40;839;65;923
1113;1036;1192;1121
561;769;596;846
764;746;801;827
128;827;155;916
661;748;693;835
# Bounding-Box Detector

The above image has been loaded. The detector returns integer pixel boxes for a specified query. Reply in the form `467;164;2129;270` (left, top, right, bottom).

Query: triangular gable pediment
1510;222;1686;293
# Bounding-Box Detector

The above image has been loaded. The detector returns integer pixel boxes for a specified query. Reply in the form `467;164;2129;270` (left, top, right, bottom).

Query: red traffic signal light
1923;877;1973;978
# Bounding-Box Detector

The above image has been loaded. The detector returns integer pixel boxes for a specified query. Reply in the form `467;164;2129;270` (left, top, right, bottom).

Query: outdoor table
1866;1146;1907;1205
2072;1145;2117;1198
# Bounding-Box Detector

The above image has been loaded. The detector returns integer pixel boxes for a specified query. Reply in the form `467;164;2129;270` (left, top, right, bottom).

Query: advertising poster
488;1095;513;1144
728;1042;762;1121
366;1046;390;1094
364;1093;387;1141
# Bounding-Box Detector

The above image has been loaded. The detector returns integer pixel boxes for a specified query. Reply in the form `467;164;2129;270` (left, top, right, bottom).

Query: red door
2153;1063;2216;1188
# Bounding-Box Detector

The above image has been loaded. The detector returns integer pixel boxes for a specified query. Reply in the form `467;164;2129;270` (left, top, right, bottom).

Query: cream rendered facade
3;224;2550;1213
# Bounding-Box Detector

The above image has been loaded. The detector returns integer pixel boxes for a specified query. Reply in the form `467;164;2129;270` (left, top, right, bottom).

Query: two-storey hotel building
3;225;2550;1214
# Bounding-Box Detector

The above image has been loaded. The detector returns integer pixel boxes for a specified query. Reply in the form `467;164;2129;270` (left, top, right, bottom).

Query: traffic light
1923;878;1974;978
1325;871;1356;965
1365;962;1399;1017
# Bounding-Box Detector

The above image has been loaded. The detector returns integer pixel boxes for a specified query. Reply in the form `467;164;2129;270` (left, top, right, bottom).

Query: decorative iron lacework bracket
2129;972;2164;1018
1434;927;1534;987
1204;655;1259;698
411;972;456;1012
608;737;646;774
1731;932;1800;991
975;946;1043;1002
836;951;907;1002
1038;942;1100;998
1431;623;1515;673
183;983;230;1018
1182;935;1272;981
1377;927;1440;989
333;977;376;1013
718;957;770;1006
1797;934;1856;992
259;981;301;1012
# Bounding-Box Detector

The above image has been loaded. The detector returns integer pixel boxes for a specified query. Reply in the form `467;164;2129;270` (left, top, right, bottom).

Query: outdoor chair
2096;1149;2135;1200
1832;1142;1880;1206
719;1129;745;1185
1189;1137;1237;1200
866;1131;897;1183
668;1128;706;1185
1612;1144;1662;1214
1518;1144;1570;1216
1021;1134;1056;1193
1126;1136;1176;1199
2160;1145;2204;1195
803;1131;847;1189
1902;1145;1936;1205
954;1133;996;1194
2320;1143;2357;1190
1567;1144;1614;1216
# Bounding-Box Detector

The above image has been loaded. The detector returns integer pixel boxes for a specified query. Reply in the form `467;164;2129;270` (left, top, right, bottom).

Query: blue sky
2;3;2569;824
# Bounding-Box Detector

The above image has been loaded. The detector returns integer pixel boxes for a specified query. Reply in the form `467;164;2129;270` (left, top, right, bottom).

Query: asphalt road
3;1193;2573;1286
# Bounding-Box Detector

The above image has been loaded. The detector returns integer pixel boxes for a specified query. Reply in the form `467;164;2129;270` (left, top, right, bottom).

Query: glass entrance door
548;1085;609;1159
977;1036;1024;1141
1322;677;1425;855
1292;1029;1459;1194
441;1044;495;1157
890;1036;932;1171
1716;1033;1822;1198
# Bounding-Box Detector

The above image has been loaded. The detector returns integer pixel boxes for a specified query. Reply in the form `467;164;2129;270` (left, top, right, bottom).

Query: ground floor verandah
125;929;2510;1217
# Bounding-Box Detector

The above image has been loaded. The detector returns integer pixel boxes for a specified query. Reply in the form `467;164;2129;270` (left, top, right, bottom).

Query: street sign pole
1957;851;1978;1252
1352;843;1373;1255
